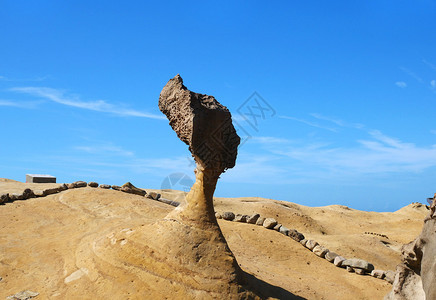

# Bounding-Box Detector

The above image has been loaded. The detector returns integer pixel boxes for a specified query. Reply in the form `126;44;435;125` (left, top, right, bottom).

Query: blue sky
1;1;436;211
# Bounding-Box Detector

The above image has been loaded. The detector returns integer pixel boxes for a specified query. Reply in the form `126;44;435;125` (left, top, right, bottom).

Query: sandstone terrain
0;178;428;299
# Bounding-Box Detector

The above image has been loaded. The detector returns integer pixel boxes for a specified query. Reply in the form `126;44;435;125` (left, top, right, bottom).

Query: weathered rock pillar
159;74;240;229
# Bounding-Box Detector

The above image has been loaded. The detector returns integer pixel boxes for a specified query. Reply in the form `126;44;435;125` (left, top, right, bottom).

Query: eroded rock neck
165;164;223;228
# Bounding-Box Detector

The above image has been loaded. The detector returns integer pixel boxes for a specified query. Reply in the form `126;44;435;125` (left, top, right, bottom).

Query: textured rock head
159;74;240;171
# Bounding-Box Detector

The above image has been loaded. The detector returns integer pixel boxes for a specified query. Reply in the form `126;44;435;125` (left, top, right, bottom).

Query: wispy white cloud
279;115;337;132
423;59;436;71
430;80;436;89
10;87;165;120
0;99;40;108
250;136;291;144
310;113;364;129
395;81;407;88
0;75;49;82
75;145;134;157
400;67;423;83
272;130;436;175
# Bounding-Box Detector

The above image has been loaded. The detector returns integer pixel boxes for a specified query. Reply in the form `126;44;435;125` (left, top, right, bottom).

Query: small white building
26;174;56;183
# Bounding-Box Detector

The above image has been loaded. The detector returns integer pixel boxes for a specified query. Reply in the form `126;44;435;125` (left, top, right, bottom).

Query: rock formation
89;75;258;299
385;194;436;299
158;74;240;224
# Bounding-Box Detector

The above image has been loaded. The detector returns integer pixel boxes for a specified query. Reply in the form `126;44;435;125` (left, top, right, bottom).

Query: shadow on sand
242;271;306;300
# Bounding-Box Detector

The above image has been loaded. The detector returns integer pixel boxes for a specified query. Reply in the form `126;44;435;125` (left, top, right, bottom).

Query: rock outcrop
385;194;436;299
90;75;258;298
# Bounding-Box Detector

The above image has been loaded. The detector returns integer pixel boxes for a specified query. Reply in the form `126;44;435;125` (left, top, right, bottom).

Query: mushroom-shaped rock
96;75;259;298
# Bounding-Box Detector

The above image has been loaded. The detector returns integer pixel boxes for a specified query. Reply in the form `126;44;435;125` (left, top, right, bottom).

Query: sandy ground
0;179;428;299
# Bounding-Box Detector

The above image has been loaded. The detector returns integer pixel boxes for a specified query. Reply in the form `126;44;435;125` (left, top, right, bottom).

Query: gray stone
99;184;111;189
0;193;9;204
334;256;346;267
273;224;282;231
7;290;39;300
371;270;386;279
26;174;56;183
234;214;248;222
74;181;87;188
222;212;235;221
289;229;305;242
342;258;374;272
246;214;260;224
263;218;277;229
305;240;319;250
347;266;355;272
88;181;99;188
256;217;265;226
279;226;290;236
313;245;329;258
300;238;307;246
215;212;222;219
111;185;121;191
120;182;146;196
325;251;339;262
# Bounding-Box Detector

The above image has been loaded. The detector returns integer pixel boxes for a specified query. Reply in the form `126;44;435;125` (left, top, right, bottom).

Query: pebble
0;193;9;204
279;226;290;236
99;184;111;189
313;245;329;258
371;270;386;279
74;181;88;188
246;214;260;224
263;218;277;229
88;182;99;188
273;224;282;231
342;258;374;272
222;212;235;221
324;251;339;262
289;230;305;242
305;240;319;250
215;212;222;219
346;266;355;272
146;191;161;200
334;256;346;267
234;214;248;222
354;268;366;275
255;217;265;226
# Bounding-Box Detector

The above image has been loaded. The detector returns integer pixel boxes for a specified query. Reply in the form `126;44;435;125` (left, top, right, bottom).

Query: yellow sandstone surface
0;180;427;299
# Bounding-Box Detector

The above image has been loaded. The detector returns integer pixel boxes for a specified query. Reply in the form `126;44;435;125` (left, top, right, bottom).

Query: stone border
0;181;180;207
216;211;396;284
